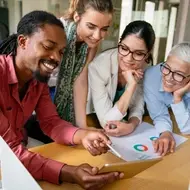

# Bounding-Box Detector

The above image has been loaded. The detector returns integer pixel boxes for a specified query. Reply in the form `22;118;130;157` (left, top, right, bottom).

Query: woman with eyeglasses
86;20;155;136
144;42;190;156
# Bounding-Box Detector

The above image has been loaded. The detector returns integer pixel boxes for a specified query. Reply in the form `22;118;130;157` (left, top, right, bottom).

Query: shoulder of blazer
88;49;116;86
89;48;118;71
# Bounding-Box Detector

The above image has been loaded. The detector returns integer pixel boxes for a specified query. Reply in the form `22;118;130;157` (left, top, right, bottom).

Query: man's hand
173;80;190;103
104;121;135;137
60;164;124;190
152;131;176;156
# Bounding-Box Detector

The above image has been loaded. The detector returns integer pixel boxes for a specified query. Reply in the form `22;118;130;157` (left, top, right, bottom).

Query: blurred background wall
0;0;190;64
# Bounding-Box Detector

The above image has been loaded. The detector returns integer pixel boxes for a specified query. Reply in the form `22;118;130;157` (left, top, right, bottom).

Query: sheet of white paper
0;137;42;190
109;122;188;161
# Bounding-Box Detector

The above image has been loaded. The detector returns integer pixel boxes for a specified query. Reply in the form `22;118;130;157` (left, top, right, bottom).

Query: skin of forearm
73;71;88;128
173;95;182;104
72;128;88;145
116;84;137;115
128;117;140;128
73;47;97;128
60;165;77;183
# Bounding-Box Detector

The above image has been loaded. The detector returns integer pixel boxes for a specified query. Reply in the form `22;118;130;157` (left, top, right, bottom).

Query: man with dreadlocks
0;10;123;189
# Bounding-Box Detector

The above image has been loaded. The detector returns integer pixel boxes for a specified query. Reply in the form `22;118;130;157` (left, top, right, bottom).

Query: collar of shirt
6;55;37;88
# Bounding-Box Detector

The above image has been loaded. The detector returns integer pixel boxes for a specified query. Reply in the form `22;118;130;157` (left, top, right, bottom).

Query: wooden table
30;115;190;190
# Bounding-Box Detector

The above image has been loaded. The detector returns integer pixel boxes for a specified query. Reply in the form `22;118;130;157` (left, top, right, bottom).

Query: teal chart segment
150;136;159;141
133;144;148;152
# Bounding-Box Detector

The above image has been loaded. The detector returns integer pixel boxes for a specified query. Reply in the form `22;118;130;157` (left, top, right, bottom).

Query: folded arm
144;86;173;134
128;81;144;127
171;98;190;134
89;63;136;127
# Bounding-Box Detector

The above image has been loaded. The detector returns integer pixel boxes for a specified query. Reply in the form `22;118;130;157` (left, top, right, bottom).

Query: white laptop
0;136;42;190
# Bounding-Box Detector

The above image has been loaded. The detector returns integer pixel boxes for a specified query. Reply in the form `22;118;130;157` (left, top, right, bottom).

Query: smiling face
18;23;66;83
75;8;112;48
162;55;190;92
118;34;148;72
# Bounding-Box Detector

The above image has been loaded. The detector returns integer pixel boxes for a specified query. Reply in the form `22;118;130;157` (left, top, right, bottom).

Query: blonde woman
52;0;113;128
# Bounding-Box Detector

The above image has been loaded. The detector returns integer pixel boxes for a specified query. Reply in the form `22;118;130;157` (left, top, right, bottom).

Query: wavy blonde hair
64;0;113;20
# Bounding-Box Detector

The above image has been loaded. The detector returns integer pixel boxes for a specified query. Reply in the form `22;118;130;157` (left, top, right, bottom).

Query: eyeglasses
118;43;148;61
160;62;190;82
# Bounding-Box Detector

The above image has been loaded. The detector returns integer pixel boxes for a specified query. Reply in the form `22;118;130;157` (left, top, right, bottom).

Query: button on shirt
0;55;79;184
144;63;190;134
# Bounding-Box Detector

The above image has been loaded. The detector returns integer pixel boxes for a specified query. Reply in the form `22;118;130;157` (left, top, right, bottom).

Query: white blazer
86;48;144;127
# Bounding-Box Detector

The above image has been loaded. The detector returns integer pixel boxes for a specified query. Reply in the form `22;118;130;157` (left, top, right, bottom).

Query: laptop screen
0;137;42;190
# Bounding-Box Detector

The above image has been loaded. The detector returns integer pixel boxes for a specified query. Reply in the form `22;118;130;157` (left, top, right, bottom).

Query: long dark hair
0;10;64;56
120;20;155;64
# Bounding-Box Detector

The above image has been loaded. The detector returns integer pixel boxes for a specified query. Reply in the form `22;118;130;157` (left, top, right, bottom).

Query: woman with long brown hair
52;0;114;128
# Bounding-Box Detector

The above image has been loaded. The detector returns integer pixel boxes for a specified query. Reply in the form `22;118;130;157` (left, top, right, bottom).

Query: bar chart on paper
109;122;187;161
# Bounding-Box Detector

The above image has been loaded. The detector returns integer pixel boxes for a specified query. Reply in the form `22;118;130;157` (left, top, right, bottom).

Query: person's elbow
179;127;190;135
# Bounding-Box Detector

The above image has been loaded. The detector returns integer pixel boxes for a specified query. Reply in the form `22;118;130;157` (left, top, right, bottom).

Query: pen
106;143;122;158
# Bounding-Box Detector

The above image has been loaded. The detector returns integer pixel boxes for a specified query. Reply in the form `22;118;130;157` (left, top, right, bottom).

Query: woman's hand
152;131;175;156
173;80;190;103
122;69;143;86
104;121;136;137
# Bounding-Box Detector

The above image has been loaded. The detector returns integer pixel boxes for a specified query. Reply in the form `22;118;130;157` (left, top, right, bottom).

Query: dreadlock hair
0;10;64;56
